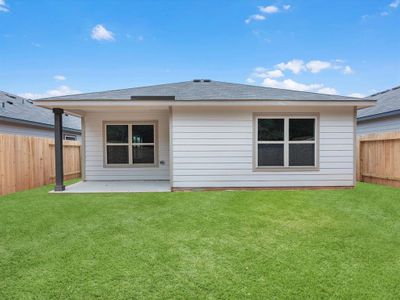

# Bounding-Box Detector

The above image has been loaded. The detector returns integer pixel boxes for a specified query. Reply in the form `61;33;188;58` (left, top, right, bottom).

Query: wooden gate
0;134;81;195
357;131;400;187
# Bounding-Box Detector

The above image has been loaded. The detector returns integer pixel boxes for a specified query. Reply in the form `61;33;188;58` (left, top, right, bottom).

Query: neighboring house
34;80;374;191
0;90;81;140
357;86;400;135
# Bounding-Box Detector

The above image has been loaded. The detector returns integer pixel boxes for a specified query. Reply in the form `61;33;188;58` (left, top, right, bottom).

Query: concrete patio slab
51;180;171;193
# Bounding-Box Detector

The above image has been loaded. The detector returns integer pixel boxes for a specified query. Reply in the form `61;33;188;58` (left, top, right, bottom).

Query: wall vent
5;94;16;99
130;95;175;100
193;79;211;82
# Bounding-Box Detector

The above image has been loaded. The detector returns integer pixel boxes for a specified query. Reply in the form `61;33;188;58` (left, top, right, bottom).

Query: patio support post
53;108;65;191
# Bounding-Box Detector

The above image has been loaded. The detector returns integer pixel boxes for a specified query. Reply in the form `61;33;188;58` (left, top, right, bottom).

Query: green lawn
1;182;399;299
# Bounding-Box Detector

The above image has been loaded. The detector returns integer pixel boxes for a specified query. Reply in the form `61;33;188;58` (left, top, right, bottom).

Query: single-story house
34;80;375;192
357;85;400;135
0;90;81;140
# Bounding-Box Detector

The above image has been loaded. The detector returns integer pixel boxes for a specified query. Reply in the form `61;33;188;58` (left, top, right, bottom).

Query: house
34;80;375;192
0;90;81;140
357;86;400;135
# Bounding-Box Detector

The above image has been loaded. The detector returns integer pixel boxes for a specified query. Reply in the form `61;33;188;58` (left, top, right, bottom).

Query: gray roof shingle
357;86;400;120
0;91;81;131
38;80;371;102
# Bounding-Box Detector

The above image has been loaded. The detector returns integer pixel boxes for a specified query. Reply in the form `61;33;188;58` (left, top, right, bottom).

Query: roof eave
34;99;376;110
357;109;400;121
0;116;81;133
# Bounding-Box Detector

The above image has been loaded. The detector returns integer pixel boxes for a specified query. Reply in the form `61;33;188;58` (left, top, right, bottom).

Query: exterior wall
0;120;81;141
357;115;400;135
171;106;355;188
84;110;169;181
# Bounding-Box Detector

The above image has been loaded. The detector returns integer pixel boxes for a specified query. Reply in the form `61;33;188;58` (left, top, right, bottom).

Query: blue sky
0;0;399;98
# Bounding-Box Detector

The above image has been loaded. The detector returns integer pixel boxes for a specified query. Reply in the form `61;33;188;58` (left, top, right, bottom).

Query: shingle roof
357;86;400;120
0;91;81;131
38;80;371;102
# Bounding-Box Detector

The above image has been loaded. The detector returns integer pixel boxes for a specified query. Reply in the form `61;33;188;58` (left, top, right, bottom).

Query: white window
255;115;318;170
104;121;158;167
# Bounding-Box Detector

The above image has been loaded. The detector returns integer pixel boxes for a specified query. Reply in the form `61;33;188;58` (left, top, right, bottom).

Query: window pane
132;125;154;143
289;144;315;166
107;145;129;164
106;125;128;143
258;144;284;166
132;145;155;164
289;119;315;141
258;119;284;141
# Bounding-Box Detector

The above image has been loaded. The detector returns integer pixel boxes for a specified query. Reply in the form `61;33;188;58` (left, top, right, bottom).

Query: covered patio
53;180;171;193
48;105;171;193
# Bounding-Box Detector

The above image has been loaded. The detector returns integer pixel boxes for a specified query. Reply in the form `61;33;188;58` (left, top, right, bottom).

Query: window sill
103;163;159;168
253;166;319;172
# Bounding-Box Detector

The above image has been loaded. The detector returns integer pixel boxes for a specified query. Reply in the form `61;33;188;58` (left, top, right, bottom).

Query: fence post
356;137;361;181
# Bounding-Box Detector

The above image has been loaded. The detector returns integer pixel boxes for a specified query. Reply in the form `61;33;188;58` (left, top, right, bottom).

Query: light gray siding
0;120;81;141
84;111;169;181
357;115;400;135
0;120;54;138
171;106;355;188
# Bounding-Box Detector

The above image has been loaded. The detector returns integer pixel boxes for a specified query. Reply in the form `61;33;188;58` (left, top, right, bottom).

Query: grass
1;182;400;299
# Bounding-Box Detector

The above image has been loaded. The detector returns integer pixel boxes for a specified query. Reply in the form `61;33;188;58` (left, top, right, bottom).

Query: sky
0;0;399;99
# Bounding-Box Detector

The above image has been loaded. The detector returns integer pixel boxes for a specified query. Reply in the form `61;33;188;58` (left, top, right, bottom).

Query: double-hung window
104;121;157;167
255;115;318;170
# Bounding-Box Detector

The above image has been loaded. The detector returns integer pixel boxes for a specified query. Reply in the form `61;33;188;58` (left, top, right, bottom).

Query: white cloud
246;4;291;24
247;59;354;94
381;11;389;16
317;87;338;95
262;78;337;94
252;67;284;79
343;65;353;74
245;14;266;24
276;59;353;74
306;60;332;73
390;0;400;8
91;24;115;41
246;78;256;84
249;59;353;87
0;0;9;12
276;59;306;74
259;5;279;14
54;75;66;81
19;85;81;99
348;93;365;98
265;69;284;78
262;78;321;91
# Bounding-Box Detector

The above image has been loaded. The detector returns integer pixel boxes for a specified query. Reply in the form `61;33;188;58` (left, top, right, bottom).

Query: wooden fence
357;131;400;187
0;134;81;195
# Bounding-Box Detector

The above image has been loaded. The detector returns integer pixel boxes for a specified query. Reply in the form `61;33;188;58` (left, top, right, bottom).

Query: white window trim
253;113;320;172
103;121;159;168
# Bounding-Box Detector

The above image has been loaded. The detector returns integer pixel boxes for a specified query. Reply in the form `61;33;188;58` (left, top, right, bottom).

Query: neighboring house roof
358;86;400;121
0;90;81;132
39;80;372;102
